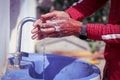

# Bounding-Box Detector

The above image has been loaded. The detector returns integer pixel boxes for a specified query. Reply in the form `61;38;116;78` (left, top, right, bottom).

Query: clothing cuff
65;7;84;20
87;24;102;40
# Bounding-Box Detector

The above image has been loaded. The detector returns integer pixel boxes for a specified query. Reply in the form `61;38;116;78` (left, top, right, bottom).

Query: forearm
87;24;120;44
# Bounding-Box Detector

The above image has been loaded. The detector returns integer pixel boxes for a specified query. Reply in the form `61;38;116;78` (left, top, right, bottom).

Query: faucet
14;17;36;66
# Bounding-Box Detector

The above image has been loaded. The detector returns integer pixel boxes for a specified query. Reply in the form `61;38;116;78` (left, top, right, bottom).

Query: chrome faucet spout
16;17;36;52
14;17;36;66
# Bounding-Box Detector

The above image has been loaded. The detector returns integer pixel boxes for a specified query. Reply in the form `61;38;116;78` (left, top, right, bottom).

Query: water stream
42;39;46;80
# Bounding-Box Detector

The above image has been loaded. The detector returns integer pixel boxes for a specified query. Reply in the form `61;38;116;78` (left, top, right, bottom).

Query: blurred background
10;0;110;78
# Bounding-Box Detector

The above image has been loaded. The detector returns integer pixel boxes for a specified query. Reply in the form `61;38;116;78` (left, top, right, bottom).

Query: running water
42;38;46;80
40;19;67;80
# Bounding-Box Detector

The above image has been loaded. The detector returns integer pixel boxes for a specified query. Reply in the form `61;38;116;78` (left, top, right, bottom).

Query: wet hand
31;18;82;40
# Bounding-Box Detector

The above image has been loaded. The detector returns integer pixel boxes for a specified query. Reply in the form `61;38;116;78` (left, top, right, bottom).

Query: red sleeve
65;0;120;44
65;0;108;20
87;24;120;44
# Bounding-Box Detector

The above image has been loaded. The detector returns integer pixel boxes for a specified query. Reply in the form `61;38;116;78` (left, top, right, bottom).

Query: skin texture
31;11;82;40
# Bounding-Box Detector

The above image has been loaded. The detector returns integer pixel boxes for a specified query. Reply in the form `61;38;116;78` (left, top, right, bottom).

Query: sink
2;52;100;80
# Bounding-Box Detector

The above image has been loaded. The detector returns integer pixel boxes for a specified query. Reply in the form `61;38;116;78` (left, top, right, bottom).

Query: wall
10;0;36;53
0;0;10;78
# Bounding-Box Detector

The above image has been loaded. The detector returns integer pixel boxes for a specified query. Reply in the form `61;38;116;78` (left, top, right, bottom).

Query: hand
31;18;82;40
40;10;71;22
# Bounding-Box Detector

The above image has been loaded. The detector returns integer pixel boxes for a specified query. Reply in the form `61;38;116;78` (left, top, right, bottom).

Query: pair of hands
31;11;82;40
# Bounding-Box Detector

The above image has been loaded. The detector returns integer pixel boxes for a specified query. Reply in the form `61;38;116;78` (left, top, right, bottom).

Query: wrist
64;11;71;19
77;24;88;40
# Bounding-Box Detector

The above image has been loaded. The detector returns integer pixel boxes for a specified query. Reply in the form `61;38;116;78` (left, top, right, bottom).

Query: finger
46;20;66;28
41;12;56;21
32;33;45;40
31;34;38;40
47;32;62;38
41;28;55;34
36;35;45;40
33;19;42;27
31;27;40;34
40;23;54;28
